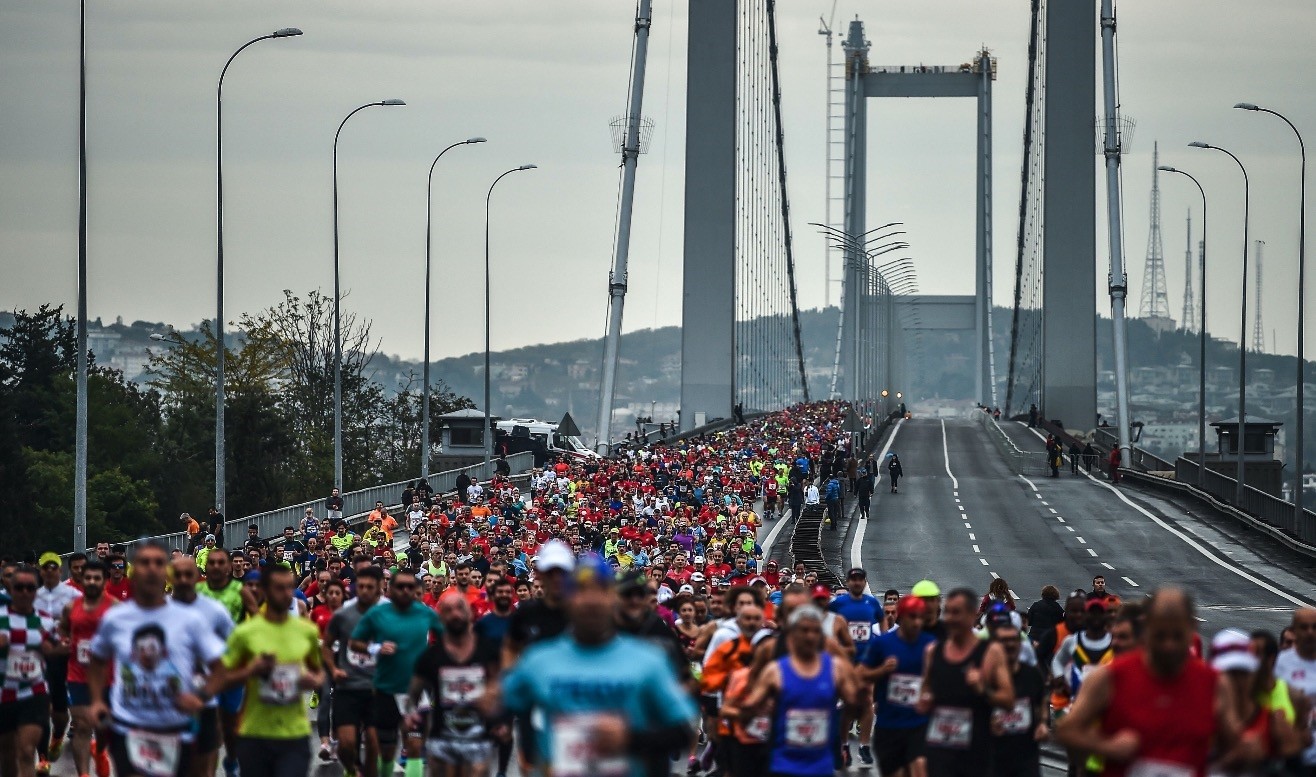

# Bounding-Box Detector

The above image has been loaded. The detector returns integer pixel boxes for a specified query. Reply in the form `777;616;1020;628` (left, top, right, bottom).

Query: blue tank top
770;653;838;777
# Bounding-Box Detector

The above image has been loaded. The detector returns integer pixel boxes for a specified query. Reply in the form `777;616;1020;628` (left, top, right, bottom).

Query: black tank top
925;638;991;757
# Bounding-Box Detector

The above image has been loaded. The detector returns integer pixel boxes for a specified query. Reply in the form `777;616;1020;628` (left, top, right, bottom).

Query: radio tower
1180;210;1197;332
1252;240;1265;352
1139;142;1175;333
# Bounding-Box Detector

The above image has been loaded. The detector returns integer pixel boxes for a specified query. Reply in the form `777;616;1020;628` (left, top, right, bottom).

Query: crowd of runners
0;400;1314;777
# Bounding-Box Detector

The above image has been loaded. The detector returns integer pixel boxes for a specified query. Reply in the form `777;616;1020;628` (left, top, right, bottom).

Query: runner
498;554;698;777
829;567;883;767
324;565;384;777
34;552;78;774
166;558;234;777
985;612;1047;777
0;565;61;777
196;547;245;777
915;587;1014;777
1274;607;1316;776
1051;597;1114;746
86;541;226;777
59;560;114;777
350;568;443;777
739;605;860;777
859;595;934;777
220;563;324;777
407;593;502;777
1055;587;1236;777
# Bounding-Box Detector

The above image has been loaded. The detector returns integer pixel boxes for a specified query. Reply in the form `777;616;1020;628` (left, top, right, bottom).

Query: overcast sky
1;0;1312;363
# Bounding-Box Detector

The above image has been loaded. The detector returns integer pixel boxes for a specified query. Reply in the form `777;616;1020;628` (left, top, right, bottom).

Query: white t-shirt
89;600;226;734
171;595;234;710
1275;648;1316;765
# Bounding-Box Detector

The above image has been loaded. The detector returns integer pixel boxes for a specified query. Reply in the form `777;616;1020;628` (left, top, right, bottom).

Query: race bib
886;673;922;707
848;622;872;643
993;698;1032;735
550;713;629;777
1127;759;1193;777
346;650;376;670
744;716;771;743
76;641;91;665
926;706;973;748
258;663;301;706
439;666;485;707
283;551;295;562
783;708;830;748
5;648;42;683
126;729;181;777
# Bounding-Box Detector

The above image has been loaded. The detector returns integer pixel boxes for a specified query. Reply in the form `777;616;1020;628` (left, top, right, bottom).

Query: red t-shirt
105;577;134;602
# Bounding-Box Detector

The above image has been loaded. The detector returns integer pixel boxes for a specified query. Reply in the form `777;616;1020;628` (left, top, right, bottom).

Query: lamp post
215;27;301;516
482;165;537;467
1190;141;1250;505
73;0;89;552
333;99;405;490
421;137;486;479
1159;165;1209;487
1235;103;1307;522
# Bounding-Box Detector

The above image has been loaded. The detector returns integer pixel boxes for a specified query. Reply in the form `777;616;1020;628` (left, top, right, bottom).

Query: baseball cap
911;579;941;598
895;595;927;620
1210;629;1259;673
678;584;695;595
537;540;576;574
689;572;706;583
846;567;867;580
810;583;831;601
1085;598;1107;612
38;552;62;568
693;556;706;564
571;553;614;590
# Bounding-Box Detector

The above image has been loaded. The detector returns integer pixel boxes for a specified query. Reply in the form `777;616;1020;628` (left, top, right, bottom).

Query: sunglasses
111;564;127;569
10;583;37;592
393;582;417;591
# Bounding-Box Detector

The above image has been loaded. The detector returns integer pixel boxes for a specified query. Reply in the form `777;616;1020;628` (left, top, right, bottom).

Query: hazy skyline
1;0;1312;365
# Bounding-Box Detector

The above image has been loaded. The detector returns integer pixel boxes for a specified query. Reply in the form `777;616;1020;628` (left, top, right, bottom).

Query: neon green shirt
199;578;244;624
223;614;322;739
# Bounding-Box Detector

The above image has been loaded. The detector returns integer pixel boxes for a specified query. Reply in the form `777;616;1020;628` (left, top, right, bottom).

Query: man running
1050;598;1113;731
860;595;934;777
87;541;225;777
1056;587;1237;777
197;547;245;777
220;563;323;777
829;567;883;767
324;565;384;777
59;560;114;777
407;593;502;777
739;605;860;777
350;568;443;777
167;558;234;777
0;565;61;777
915;587;1014;777
499;554;697;777
1275;607;1316;776
985;612;1047;777
35;552;79;773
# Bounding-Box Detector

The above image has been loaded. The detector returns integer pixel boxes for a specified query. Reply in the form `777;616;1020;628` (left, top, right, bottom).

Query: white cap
1210;629;1259;673
678;584;695;595
536;539;576;573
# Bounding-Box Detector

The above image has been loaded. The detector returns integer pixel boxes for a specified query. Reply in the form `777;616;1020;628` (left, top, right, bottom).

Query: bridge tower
1139;142;1175;333
1181;210;1197;333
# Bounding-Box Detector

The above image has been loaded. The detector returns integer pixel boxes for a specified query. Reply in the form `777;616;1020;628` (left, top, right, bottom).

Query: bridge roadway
841;416;1316;635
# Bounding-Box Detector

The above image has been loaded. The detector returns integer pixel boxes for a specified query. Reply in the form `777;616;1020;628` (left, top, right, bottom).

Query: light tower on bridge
1181;211;1197;333
1139;142;1175;334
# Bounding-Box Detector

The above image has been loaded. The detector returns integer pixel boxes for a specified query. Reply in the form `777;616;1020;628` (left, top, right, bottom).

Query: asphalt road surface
842;415;1316;635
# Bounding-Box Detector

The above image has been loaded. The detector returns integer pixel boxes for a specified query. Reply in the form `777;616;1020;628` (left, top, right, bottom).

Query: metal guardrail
1091;428;1175;472
1175;457;1316;545
973;411;1052;476
89;452;534;556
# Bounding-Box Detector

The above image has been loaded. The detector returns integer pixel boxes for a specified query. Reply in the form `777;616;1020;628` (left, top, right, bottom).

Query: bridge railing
973;410;1051;476
1174;457;1316;545
93;452;534;556
1091;428;1176;473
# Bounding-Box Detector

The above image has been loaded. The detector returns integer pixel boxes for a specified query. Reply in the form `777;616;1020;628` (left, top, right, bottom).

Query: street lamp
74;0;89;552
1235;102;1307;522
214;26;302;516
1190;140;1250;505
421;136;486;479
333;98;405;490
483;164;537;467
1159;165;1209;487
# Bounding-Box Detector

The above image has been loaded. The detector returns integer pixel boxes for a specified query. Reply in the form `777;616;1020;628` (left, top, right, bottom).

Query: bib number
886;673;922;707
126;729;181;777
76;641;91;665
783;708;830;748
258;663;301;706
848;622;872;643
5;649;42;683
926;707;973;749
550;713;629;777
1127;760;1193;777
346;650;376;670
993;699;1032;735
439;666;484;706
744;716;771;743
283;551;294;562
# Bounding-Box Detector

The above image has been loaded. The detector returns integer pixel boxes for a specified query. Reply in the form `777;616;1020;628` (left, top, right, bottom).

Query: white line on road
1010;589;1019;600
955;498;961;503
1019;474;1039;492
1101;562;1115;570
979;558;989;566
1041;501;1049;507
1056;516;1066;523
964;522;972;529
941;420;960;490
973;544;981;553
990;571;1000;579
968;533;976;541
1048;508;1058;514
1122;577;1140;587
958;505;965;512
1077;537;1087;544
1087;549;1098;557
848;419;904;590
1066;526;1075;532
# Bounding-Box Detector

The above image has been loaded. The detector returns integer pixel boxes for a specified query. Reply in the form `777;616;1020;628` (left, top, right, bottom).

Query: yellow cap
38;552;62;568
